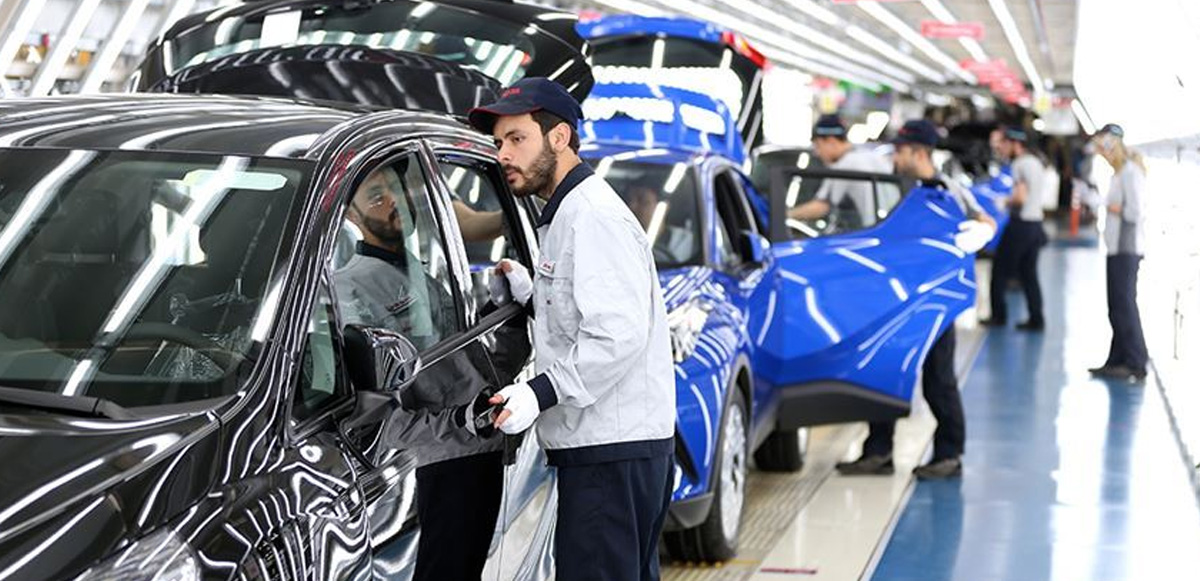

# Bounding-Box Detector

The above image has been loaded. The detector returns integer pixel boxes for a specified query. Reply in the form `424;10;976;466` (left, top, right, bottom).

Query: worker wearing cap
467;77;676;581
1088;123;1150;382
983;126;1048;330
789;113;892;230
836;119;995;479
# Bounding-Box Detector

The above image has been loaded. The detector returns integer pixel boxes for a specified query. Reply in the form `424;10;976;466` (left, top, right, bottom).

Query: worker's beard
360;208;406;247
508;139;558;199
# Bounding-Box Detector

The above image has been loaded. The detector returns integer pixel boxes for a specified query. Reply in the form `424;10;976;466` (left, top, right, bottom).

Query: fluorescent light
857;1;976;84
959;38;988;63
778;0;839;26
81;0;154;93
846;25;947;83
1071;98;1096;134
29;0;104;96
986;0;1044;91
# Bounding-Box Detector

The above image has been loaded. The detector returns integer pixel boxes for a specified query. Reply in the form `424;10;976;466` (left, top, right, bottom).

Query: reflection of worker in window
333;165;446;351
622;183;695;264
788;114;891;229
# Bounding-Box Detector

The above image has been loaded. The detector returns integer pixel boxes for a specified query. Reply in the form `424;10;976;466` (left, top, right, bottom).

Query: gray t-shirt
816;149;893;213
1104;164;1147;256
1011;153;1046;221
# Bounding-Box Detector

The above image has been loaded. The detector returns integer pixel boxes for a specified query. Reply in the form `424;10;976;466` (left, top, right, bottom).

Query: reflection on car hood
151;45;502;115
0;411;220;570
659;265;712;312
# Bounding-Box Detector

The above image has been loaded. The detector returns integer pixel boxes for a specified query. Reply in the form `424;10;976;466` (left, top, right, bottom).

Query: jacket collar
356;240;409;268
536;162;593;228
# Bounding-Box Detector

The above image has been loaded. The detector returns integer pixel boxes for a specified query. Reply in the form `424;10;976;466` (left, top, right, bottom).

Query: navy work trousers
555;454;673;581
864;326;965;460
990;219;1047;325
413;451;503;581
1104;254;1149;372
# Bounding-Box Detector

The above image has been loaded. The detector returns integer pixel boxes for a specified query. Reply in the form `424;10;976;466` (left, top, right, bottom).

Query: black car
0;91;566;580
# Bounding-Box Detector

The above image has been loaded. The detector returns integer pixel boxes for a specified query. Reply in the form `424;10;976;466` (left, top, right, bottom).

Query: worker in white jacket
468;77;676;581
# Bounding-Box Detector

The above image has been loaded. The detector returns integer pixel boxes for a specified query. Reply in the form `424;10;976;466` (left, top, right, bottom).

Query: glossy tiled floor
871;240;1200;581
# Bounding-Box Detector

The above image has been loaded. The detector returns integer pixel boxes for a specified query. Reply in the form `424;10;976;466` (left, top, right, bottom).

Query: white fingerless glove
953;220;996;253
498;259;533;307
487;270;511;305
495;381;539;435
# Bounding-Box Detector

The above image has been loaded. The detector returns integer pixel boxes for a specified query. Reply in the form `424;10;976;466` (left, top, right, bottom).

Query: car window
434;155;522;311
0;148;310;408
585;157;704;270
713;170;755;271
330;154;461;352
293;283;343;420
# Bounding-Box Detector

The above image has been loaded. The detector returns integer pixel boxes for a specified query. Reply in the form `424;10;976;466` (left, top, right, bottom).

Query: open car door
133;0;594;113
757;166;976;430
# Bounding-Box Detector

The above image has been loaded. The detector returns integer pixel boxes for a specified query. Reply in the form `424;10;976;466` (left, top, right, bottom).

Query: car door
424;139;555;581
758;165;975;427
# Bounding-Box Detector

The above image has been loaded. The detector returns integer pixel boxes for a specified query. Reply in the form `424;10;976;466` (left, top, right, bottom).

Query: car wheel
664;389;748;562
753;428;805;472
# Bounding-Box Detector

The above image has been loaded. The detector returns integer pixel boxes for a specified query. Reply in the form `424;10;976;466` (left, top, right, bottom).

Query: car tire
664;389;748;563
753;428;805;472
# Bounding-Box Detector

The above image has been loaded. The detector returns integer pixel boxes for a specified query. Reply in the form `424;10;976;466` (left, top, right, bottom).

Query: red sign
921;20;984;40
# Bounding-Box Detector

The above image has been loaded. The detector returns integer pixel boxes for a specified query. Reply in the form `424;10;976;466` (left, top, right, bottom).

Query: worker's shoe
978;318;1006;328
1088;364;1115;375
1016;320;1044;331
913;457;962;480
835;455;894;475
1096;364;1147;383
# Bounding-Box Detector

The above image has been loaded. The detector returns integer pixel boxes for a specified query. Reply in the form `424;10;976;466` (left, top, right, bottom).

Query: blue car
970;163;1014;253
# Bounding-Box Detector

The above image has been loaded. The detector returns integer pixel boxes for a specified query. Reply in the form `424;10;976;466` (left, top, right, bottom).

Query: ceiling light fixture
857;0;976;84
985;0;1046;90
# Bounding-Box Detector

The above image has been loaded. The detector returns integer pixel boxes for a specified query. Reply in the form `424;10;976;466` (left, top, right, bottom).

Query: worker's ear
549;122;570;154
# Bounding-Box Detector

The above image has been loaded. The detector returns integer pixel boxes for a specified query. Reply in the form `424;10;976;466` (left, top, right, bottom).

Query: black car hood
0;412;221;579
150;45;502;113
134;0;594;114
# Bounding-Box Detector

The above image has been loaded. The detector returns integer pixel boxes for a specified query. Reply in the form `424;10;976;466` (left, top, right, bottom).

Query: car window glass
434;155;520;310
0;148;309;408
330;155;461;352
713;172;746;270
876;182;903;221
585;158;703;269
293;284;342;420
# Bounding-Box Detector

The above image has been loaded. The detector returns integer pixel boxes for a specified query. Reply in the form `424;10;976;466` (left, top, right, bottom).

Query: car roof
0;94;475;159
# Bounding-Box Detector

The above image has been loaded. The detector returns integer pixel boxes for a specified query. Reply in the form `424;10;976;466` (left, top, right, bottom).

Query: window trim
289;276;355;439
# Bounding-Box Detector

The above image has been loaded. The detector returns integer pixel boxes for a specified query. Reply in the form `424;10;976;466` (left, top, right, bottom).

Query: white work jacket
524;163;676;466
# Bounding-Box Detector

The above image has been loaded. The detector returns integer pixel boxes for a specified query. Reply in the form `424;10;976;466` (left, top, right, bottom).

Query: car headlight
74;527;200;581
667;298;712;363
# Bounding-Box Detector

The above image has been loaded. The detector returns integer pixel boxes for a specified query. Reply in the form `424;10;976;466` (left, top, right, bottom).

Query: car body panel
134;0;594;108
0;94;547;580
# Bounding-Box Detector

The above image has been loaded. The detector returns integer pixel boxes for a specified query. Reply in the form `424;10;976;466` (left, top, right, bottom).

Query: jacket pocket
537;271;578;338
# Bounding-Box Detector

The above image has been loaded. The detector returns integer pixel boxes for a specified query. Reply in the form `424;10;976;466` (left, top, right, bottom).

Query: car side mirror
343;325;421;393
740;230;770;265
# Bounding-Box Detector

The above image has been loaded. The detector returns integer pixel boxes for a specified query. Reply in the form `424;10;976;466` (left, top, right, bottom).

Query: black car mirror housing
343;325;421;394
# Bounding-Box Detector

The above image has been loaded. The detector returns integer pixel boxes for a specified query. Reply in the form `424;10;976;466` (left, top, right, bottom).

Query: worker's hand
495;259;533;306
487;270;512;306
953;220;996;254
489;381;539;435
456;387;501;438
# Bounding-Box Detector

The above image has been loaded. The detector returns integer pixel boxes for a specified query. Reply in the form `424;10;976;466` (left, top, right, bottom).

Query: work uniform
862;175;982;462
524;163;676;581
333;241;518;581
1101;163;1149;373
814;148;893;230
990;152;1048;326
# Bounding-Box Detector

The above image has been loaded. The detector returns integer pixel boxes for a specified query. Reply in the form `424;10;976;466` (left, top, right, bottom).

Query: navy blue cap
893;119;940;147
467;77;583;135
1097;123;1124;139
1003;126;1029;143
813;114;848;139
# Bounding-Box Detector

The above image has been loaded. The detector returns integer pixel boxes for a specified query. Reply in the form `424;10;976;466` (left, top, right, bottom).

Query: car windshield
0;148;310;409
586;158;703;269
167;1;536;85
590;35;760;127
